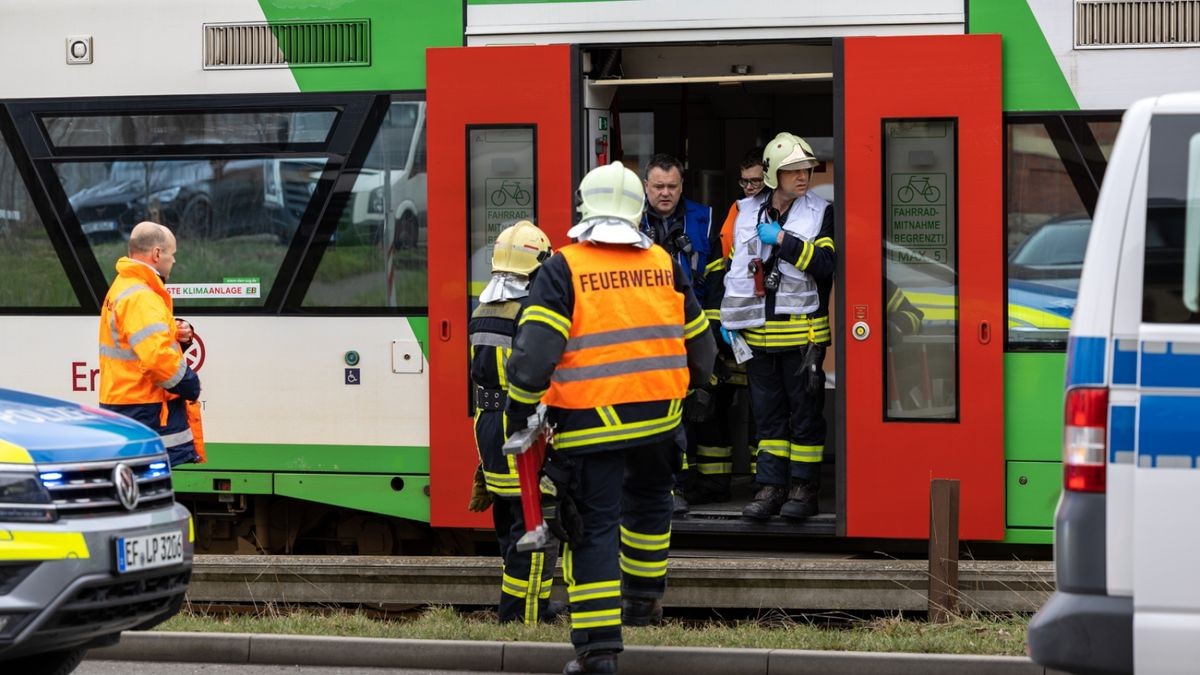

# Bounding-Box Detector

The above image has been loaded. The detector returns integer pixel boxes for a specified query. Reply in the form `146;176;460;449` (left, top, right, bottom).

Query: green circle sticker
344;350;360;366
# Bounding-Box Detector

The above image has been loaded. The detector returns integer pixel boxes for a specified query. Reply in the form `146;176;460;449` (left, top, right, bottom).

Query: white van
1029;92;1200;675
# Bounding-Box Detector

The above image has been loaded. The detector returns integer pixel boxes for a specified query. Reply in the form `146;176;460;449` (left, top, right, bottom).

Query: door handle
978;320;991;345
440;319;451;342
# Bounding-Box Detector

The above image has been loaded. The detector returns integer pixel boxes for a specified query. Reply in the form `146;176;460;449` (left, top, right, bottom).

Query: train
1;0;1196;554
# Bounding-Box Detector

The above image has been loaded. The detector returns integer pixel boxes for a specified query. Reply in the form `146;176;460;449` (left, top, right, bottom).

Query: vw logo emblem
113;463;140;511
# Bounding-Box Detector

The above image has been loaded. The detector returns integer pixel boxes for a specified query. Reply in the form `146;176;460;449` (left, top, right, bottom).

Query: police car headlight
0;471;55;522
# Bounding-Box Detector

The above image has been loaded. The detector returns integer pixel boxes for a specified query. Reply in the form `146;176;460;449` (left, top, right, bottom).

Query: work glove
887;318;906;345
540;450;583;548
683;387;714;422
720;326;736;345
797;342;827;395
504;400;537;438
757;220;783;246
467;464;492;512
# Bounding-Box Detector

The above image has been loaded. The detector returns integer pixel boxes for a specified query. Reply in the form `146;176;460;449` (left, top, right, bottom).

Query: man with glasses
685;148;767;505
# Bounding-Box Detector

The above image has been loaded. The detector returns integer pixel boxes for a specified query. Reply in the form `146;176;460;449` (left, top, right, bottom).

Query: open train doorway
579;42;839;538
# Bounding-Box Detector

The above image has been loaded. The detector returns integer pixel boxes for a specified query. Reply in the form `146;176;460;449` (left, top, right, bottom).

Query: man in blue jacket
640;154;713;515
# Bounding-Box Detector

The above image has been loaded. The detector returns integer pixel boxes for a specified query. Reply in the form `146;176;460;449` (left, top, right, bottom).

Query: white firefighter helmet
567;161;649;245
491;220;551;276
762;132;819;189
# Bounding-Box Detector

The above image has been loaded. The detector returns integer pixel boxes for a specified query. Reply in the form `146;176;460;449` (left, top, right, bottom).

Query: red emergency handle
516;437;547;532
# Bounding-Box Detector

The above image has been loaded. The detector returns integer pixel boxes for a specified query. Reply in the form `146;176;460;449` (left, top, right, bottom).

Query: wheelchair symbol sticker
345;368;360;385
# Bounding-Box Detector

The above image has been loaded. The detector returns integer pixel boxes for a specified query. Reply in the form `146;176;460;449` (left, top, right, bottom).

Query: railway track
186;555;1054;613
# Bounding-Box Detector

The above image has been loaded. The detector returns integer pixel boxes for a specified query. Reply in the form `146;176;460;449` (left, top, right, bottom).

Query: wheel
924;185;941;203
896;185;915;204
180;197;213;239
393;211;419;250
1;647;87;675
490;189;506;206
514;188;531;206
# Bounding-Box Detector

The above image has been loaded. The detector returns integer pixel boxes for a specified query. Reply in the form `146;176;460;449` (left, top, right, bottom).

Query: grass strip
159;605;1029;656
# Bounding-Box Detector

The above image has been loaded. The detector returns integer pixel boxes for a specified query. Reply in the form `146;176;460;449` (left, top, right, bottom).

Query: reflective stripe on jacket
542;243;690;409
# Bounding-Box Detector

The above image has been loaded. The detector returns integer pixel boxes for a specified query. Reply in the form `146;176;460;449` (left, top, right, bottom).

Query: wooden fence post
928;478;960;622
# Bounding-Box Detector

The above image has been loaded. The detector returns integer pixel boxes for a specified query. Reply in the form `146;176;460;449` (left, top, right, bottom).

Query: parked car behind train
69;159;288;243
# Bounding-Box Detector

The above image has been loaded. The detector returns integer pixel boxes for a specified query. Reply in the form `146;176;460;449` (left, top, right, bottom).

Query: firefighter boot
621;596;664;626
779;479;820;520
563;650;619;674
685;474;731;505
741;484;788;520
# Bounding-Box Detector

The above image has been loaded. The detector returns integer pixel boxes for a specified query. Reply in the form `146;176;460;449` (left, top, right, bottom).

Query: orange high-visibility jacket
542;243;690;409
98;257;188;406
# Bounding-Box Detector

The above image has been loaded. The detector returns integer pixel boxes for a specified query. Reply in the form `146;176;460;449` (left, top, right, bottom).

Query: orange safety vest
543;243;689;409
98;257;187;407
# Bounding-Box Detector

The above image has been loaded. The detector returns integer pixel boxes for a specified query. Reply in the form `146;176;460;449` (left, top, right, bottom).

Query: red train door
426;45;578;528
839;35;1004;539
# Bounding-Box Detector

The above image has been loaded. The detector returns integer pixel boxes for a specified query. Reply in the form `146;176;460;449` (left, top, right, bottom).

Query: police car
1029;92;1200;674
0;388;192;674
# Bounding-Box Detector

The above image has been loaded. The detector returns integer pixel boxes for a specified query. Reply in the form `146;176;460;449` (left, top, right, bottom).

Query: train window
1143;114;1200;324
55;157;327;307
303;100;428;308
466;125;536;308
882;119;958;421
1005;115;1120;349
0;134;79;307
40;110;337;149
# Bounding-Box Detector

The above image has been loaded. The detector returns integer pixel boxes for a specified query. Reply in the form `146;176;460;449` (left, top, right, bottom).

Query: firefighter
716;133;835;521
639;153;714;514
505;162;716;674
98;221;201;467
466;220;560;625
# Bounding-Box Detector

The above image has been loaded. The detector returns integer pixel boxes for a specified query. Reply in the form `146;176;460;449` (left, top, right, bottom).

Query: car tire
181;198;213;240
1;647;87;675
394;211;419;250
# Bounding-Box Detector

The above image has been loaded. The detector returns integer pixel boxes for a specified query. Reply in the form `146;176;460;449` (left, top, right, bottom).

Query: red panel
427;45;575;528
841;35;1004;540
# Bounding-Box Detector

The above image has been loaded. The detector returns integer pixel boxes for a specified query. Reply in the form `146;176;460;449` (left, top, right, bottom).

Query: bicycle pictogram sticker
489;179;531;207
896;175;942;204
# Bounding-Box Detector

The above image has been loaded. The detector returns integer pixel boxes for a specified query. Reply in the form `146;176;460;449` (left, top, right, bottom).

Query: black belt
475;387;507;411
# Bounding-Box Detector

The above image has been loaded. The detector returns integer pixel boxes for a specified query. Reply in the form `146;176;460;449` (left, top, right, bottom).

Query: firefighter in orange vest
505;162;716;675
98;221;201;466
466;220;560;625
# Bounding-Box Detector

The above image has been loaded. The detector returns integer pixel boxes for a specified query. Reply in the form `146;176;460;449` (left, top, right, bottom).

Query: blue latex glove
757;220;783;246
720;326;736;345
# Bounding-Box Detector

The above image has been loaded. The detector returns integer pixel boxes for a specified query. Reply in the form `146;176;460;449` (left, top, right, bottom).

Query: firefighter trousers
746;348;825;486
562;437;677;656
493;495;558;624
476;409;557;624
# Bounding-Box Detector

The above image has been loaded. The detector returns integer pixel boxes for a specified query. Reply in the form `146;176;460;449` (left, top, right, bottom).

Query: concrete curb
90;632;1063;674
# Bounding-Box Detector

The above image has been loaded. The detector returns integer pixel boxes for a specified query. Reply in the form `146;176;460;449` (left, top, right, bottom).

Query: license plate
115;530;184;573
81;220;118;234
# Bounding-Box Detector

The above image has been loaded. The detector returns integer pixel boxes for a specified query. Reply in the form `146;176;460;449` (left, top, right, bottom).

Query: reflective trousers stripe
790;444;823;463
619;525;669;551
160;428;194;448
620;554;668;578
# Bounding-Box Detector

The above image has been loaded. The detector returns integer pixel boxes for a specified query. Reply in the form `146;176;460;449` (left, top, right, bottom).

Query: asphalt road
79;661;535;675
